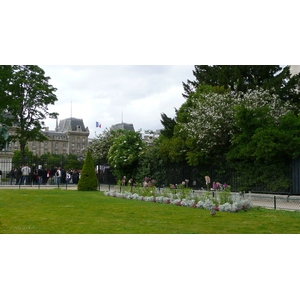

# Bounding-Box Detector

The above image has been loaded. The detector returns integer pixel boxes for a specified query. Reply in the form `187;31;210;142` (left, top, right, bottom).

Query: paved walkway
0;183;115;191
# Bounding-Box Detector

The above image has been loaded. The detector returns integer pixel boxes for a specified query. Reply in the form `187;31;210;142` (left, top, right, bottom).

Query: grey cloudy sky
41;65;194;138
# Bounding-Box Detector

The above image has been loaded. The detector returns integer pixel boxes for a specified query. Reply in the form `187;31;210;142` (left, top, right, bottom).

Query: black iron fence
0;159;115;187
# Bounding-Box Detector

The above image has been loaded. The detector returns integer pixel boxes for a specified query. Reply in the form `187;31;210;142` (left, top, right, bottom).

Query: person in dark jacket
9;167;15;185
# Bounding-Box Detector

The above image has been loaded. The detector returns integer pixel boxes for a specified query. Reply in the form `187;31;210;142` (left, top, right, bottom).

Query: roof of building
57;118;88;133
111;122;135;131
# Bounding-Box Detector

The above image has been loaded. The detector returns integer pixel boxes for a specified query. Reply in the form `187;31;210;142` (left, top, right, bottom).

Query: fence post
274;196;277;210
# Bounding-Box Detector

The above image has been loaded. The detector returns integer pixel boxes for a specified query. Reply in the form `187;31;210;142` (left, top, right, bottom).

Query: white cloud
42;65;194;137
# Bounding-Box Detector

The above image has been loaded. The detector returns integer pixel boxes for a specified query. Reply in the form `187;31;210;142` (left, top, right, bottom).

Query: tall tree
0;65;13;111
159;113;176;139
0;65;58;164
182;65;300;105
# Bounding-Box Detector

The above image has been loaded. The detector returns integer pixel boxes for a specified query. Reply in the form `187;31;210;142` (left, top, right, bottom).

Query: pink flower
182;181;186;185
171;184;176;189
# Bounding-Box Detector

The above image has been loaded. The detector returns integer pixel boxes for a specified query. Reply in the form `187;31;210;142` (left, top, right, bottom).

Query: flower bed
104;189;252;213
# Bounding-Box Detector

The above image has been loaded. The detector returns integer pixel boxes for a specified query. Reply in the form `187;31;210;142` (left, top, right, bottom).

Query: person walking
21;164;31;185
0;169;2;184
56;167;62;185
16;167;22;185
9;167;15;185
37;165;43;185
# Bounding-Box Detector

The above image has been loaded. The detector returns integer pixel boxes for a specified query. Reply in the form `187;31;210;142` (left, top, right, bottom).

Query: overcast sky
41;65;194;138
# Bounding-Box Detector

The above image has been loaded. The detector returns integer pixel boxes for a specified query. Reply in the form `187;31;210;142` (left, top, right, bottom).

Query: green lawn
1;189;300;233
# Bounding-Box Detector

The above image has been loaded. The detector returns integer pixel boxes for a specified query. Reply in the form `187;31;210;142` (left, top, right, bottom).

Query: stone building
9;117;90;157
110;122;135;131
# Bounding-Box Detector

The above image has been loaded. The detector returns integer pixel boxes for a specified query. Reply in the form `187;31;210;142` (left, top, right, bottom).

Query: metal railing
246;192;300;211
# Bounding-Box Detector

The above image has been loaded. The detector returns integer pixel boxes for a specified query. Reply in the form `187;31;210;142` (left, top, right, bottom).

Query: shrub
77;150;98;191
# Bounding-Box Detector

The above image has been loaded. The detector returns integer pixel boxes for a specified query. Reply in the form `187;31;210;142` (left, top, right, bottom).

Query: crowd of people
6;165;81;185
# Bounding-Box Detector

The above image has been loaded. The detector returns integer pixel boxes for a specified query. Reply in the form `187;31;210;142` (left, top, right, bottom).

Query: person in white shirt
56;167;62;184
21;165;31;185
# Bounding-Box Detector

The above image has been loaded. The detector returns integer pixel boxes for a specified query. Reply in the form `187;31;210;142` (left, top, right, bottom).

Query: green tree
12;148;35;166
0;65;13;111
108;130;144;180
226;103;300;191
0;65;58;164
182;65;300;105
159;113;176;139
88;128;122;163
78;150;98;191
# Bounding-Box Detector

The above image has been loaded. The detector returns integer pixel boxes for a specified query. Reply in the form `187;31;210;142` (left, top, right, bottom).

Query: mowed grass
1;189;300;234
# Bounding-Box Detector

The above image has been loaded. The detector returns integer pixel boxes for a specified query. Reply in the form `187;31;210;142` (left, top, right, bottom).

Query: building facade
9;117;90;157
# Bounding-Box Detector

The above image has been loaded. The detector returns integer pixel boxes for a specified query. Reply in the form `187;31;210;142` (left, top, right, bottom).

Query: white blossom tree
177;85;293;165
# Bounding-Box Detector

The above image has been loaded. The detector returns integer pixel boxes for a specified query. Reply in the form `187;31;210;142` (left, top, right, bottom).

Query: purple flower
144;177;149;182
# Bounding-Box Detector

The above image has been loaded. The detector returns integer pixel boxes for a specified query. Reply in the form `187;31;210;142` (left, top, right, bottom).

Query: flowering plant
205;176;210;190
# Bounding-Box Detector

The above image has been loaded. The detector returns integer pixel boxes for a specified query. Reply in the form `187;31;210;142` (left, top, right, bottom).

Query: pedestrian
61;167;66;184
50;166;57;184
9;167;15;185
56;167;61;184
0;169;2;184
37;165;43;185
21;164;31;185
16;167;22;184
